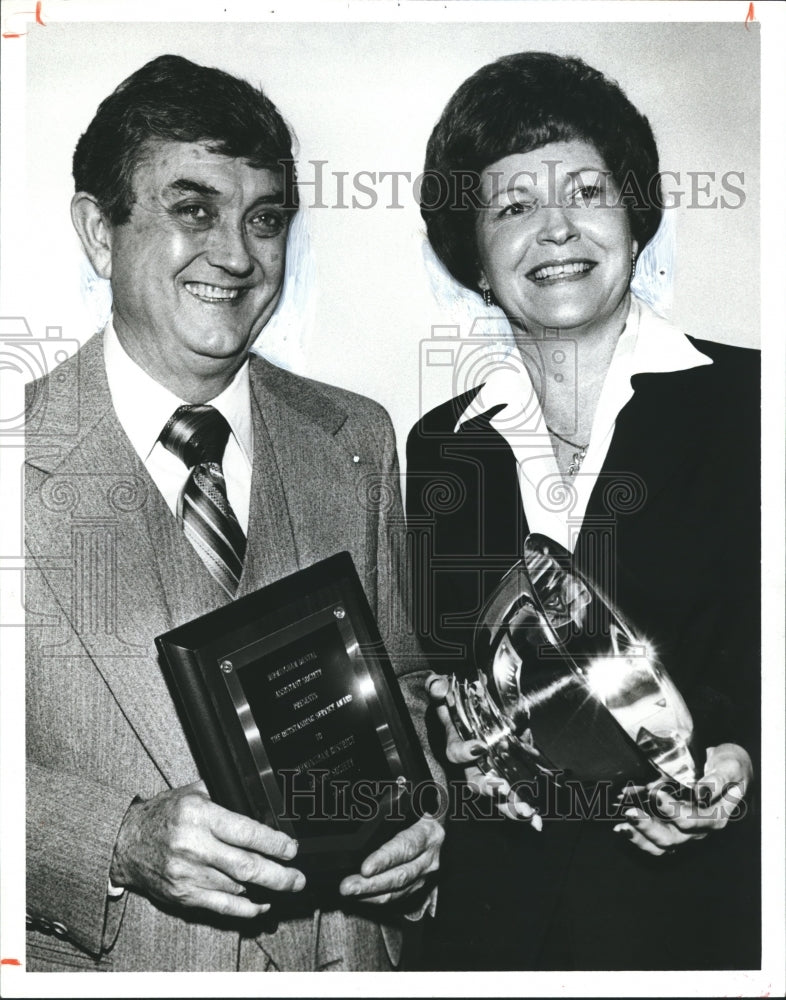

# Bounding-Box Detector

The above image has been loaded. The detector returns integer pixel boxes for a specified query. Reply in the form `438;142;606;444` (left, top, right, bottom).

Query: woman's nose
536;204;580;246
206;220;254;276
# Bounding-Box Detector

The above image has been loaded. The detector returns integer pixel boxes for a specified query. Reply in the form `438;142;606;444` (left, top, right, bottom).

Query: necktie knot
160;404;232;468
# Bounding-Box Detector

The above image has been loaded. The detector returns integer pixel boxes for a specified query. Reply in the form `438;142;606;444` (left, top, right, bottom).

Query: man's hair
420;51;662;293
73;54;298;224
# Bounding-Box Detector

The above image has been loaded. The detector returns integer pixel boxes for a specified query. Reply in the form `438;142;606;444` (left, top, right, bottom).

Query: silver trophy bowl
449;534;696;790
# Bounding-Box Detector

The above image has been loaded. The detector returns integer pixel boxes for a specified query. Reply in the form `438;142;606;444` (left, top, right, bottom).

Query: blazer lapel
453;409;530;560
25;334;200;788
236;364;300;597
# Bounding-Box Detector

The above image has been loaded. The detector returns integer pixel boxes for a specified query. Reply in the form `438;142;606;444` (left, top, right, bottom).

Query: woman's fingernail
614;824;634;839
470;744;487;757
530;812;543;832
624;808;643;823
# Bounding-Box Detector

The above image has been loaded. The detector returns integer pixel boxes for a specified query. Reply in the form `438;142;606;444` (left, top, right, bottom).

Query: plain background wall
1;11;783;998
8;18;760;466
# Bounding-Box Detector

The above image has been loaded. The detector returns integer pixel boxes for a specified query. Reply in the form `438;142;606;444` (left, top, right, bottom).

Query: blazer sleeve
26;546;132;957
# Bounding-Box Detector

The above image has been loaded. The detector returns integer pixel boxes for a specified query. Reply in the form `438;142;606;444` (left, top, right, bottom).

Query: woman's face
474;139;637;336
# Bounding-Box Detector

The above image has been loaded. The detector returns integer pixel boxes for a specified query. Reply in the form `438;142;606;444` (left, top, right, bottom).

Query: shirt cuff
106;878;125;898
403;885;438;922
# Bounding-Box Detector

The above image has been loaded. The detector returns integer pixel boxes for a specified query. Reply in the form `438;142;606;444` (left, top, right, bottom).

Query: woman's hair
73;54;298;224
420;51;662;292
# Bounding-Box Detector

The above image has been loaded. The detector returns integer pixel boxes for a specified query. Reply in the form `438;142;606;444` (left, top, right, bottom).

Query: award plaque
156;551;432;884
449;534;697;792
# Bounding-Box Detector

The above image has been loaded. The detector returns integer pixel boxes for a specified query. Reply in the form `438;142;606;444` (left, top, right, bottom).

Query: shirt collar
454;295;712;433
103;320;253;464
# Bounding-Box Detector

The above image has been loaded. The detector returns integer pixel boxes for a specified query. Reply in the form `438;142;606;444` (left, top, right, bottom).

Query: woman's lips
527;260;596;283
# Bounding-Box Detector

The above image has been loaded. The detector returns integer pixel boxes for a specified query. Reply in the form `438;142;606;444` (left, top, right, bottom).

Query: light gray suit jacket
25;332;433;972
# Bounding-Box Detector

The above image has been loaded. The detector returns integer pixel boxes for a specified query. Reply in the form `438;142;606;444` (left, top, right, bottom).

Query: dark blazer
25;332;433;972
406;337;760;970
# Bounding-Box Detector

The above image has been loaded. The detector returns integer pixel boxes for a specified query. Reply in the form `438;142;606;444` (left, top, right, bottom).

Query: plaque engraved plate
156;551;431;881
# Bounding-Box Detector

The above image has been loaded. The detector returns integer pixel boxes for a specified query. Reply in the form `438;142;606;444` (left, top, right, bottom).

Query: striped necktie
159;404;246;597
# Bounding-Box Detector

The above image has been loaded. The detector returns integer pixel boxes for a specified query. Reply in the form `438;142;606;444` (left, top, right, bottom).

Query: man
24;54;441;972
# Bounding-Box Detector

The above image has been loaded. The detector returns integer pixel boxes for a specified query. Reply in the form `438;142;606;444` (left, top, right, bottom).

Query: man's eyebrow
250;192;286;205
162;180;287;205
164;179;222;197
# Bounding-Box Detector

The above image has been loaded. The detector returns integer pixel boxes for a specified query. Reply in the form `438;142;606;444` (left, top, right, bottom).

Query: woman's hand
613;744;753;857
338;815;444;905
426;673;542;829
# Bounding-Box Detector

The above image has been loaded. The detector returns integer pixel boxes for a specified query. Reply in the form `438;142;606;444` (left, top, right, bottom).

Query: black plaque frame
155;551;432;881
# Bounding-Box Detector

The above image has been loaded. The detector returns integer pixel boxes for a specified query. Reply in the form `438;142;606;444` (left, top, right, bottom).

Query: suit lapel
453;410;530;559
236;369;300;597
26;335;201;787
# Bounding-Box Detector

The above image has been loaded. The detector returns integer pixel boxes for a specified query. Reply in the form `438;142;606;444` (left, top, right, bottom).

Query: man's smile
184;281;246;303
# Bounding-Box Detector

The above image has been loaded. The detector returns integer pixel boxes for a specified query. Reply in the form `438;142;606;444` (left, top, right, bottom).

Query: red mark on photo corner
0;958;21;965
1;1;46;38
745;2;755;29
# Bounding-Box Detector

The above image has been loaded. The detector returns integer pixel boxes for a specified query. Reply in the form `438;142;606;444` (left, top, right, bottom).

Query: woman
407;52;759;971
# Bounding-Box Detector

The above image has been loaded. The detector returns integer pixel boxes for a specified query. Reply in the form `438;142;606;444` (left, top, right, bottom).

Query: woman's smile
475;139;637;337
526;259;597;283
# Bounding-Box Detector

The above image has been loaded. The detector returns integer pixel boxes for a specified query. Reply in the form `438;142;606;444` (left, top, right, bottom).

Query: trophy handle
447;674;556;783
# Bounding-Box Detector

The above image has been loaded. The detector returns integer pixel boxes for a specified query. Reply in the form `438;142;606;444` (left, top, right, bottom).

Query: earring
482;287;493;307
630;251;637;281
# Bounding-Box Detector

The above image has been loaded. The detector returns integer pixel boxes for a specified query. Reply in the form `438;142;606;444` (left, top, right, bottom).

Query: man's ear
71;193;113;280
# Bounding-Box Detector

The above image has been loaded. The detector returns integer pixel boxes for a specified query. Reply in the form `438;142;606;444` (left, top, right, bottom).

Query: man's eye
175;204;211;225
248;210;288;237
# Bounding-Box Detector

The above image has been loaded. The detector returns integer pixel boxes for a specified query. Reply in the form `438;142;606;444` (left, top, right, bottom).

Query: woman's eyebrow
566;166;611;177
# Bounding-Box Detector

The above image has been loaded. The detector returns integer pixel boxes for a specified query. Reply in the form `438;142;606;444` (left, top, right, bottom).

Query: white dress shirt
454;296;712;552
103;322;253;532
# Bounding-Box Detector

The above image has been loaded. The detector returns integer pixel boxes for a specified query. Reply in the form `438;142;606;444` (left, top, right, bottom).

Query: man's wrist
109;796;144;892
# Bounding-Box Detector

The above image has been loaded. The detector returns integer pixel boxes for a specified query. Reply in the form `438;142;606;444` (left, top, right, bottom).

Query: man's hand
427;672;542;829
614;744;753;857
110;781;305;918
337;814;444;905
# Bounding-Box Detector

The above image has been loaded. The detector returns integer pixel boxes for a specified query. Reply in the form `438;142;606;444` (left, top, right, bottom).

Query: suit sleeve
26;546;132;957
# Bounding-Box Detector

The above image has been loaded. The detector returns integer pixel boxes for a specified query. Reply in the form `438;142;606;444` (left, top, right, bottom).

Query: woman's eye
572;184;602;205
249;210;287;237
499;200;534;218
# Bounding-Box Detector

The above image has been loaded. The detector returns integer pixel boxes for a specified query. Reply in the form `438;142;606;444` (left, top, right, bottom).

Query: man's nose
205;219;254;276
535;204;580;246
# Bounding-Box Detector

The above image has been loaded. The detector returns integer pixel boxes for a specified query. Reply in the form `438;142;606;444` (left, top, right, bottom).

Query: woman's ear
71;193;113;280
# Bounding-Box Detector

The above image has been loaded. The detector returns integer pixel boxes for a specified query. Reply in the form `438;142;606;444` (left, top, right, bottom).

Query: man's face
106;140;290;398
